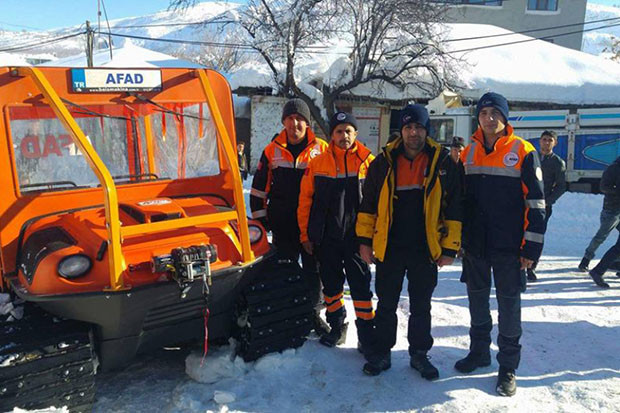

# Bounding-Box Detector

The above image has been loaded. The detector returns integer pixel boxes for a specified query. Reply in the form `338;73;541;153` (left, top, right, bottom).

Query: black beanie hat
400;104;430;132
476;92;509;124
281;98;312;124
451;136;465;148
329;111;358;135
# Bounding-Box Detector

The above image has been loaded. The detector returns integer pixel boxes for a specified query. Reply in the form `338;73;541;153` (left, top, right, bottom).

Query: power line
102;17;620;57
103;31;350;54
448;21;620;54
446;15;620;42
0;31;85;53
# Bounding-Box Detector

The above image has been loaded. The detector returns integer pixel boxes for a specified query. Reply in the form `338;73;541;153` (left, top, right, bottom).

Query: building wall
248;95;391;171
443;0;587;50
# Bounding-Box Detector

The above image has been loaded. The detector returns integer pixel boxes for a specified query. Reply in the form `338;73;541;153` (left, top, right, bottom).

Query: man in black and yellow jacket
457;92;545;397
250;98;328;332
356;104;463;378
298;112;375;350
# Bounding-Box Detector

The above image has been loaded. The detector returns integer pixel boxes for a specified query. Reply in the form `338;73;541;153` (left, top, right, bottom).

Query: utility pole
86;20;94;68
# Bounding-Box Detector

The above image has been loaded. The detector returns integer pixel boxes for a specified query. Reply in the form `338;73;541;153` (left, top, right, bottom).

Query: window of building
527;0;558;11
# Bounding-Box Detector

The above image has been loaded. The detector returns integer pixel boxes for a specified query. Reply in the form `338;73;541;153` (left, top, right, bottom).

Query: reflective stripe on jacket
250;129;328;222
298;140;374;244
356;137;463;262
460;124;545;260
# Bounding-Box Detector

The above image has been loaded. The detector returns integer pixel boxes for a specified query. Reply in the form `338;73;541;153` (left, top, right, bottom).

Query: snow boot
362;352;391;376
578;257;590;272
312;313;331;336
410;351;439;380
526;268;537;282
589;270;610;289
496;366;517;397
454;351;491;373
319;322;348;347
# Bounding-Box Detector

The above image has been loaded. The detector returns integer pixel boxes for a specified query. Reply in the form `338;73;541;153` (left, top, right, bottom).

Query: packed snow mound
185;340;248;384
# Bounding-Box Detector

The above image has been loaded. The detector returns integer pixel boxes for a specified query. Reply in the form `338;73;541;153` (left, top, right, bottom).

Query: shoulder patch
503;152;519;167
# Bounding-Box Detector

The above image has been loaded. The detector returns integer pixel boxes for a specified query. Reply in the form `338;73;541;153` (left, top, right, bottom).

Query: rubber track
236;260;314;361
0;307;96;412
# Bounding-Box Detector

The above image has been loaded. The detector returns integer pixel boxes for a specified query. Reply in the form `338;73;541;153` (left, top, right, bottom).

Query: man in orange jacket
250;98;328;332
298;112;375;349
457;92;546;397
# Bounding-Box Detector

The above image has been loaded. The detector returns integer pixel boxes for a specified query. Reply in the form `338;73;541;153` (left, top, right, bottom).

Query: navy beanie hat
329;111;358;135
400;104;430;132
476;92;509;123
281;98;312;124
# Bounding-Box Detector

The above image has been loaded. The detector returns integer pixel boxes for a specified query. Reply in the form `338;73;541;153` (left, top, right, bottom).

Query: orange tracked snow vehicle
0;67;314;411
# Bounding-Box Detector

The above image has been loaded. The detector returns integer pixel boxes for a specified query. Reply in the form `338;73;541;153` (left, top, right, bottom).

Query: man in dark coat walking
527;130;566;281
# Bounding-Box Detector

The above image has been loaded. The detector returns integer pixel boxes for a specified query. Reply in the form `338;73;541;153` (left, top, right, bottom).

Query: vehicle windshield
9;100;220;193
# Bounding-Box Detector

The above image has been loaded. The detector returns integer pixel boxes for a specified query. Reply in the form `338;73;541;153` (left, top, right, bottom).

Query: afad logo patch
310;148;321;158
503;151;519;167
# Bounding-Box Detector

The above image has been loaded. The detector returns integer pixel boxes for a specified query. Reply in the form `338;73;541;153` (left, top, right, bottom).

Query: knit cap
281;98;312;124
475;92;509;123
329;111;358;135
400;104;430;132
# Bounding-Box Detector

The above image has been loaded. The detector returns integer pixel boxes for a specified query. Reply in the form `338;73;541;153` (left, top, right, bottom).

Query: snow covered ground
82;191;620;413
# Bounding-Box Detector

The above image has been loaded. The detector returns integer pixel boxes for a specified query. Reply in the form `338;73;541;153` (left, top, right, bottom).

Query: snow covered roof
448;23;620;105
0;52;30;66
230;22;620;106
39;40;202;69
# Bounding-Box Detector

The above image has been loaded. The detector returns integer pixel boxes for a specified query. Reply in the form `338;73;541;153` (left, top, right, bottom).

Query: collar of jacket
329;140;372;160
383;136;441;166
471;124;515;149
274;128;317;149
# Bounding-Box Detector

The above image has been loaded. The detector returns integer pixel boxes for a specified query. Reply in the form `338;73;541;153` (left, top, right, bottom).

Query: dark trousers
463;253;523;370
317;237;374;344
374;246;438;356
273;228;321;311
591;230;620;276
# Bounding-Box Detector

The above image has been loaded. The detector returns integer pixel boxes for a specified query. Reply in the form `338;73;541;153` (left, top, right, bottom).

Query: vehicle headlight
58;254;92;279
248;224;263;244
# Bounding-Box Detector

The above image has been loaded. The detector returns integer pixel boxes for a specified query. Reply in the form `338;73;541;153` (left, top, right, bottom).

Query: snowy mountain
582;3;620;56
0;2;242;66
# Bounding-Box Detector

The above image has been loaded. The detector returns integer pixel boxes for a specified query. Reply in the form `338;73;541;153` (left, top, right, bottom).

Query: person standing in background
526;130;566;281
237;141;248;181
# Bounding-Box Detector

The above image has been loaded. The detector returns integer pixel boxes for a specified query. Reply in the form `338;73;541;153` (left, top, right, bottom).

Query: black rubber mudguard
235;259;314;362
0;306;96;413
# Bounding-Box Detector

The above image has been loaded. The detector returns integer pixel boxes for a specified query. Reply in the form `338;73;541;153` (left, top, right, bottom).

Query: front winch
152;245;218;297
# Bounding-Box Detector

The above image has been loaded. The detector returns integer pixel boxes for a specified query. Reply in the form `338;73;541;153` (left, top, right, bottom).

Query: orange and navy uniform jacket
250;129;328;231
460;124;546;261
298;140;374;244
356;137;463;262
